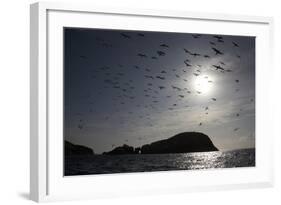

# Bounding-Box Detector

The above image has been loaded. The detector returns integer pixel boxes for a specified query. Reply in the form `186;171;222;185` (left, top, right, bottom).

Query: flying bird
191;52;201;57
138;53;147;58
144;75;154;79
156;76;165;80
232;42;239;47
213;35;223;40
160;44;169;48
184;60;192;67
172;86;181;91
120;33;131;39
212;65;225;71
211;98;217;101
192;34;201;38
212;47;224;55
157;51;166;56
183;48;191;54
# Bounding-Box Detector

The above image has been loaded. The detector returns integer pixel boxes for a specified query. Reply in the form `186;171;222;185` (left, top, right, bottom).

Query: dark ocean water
64;148;255;176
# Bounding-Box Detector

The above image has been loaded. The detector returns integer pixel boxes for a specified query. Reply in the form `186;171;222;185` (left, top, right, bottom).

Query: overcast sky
64;28;255;154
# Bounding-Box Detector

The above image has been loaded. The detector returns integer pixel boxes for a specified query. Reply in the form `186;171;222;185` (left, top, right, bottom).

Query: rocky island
140;132;218;154
103;132;218;155
64;140;94;156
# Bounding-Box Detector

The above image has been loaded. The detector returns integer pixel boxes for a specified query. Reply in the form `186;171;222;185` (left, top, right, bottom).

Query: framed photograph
30;2;274;202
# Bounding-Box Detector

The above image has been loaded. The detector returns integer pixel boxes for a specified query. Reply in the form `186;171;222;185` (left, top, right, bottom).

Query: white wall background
0;0;280;204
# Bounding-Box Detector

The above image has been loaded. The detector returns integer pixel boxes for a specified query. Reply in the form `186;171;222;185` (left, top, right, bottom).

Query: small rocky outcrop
103;144;135;155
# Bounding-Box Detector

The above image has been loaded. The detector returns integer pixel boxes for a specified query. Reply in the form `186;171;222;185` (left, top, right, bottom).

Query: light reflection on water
65;148;255;176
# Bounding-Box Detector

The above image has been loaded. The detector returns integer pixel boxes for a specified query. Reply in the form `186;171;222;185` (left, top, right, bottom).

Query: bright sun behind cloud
193;75;214;95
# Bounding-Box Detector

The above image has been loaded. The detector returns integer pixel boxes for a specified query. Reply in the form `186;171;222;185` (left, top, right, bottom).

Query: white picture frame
30;2;274;202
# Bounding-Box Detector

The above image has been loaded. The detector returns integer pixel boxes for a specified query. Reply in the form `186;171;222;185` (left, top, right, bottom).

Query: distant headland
65;140;94;156
65;132;218;156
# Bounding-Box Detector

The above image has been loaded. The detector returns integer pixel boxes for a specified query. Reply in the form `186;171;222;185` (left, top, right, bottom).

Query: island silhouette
65;132;218;156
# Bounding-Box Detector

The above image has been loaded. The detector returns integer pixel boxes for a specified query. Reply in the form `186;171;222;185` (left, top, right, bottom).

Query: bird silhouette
172;86;181;91
212;47;224;55
156;76;165;80
157;51;166;56
191;52;201;57
211;98;217;101
184;60;192;67
212;65;225;71
160;44;169;48
192;34;201;38
213;35;223;41
120;33;131;39
183;48;191;54
145;75;154;79
138;53;147;58
232;42;239;47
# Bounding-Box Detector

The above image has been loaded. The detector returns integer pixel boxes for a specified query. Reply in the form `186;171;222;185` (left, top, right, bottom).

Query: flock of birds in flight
71;31;254;147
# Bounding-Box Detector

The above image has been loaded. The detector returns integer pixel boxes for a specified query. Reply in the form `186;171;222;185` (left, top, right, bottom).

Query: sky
64;28;255;154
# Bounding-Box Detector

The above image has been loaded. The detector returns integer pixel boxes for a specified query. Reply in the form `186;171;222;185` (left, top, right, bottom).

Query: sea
64;148;255;176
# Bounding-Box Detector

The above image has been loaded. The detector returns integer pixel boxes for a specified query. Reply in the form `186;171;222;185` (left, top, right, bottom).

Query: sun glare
194;75;213;95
